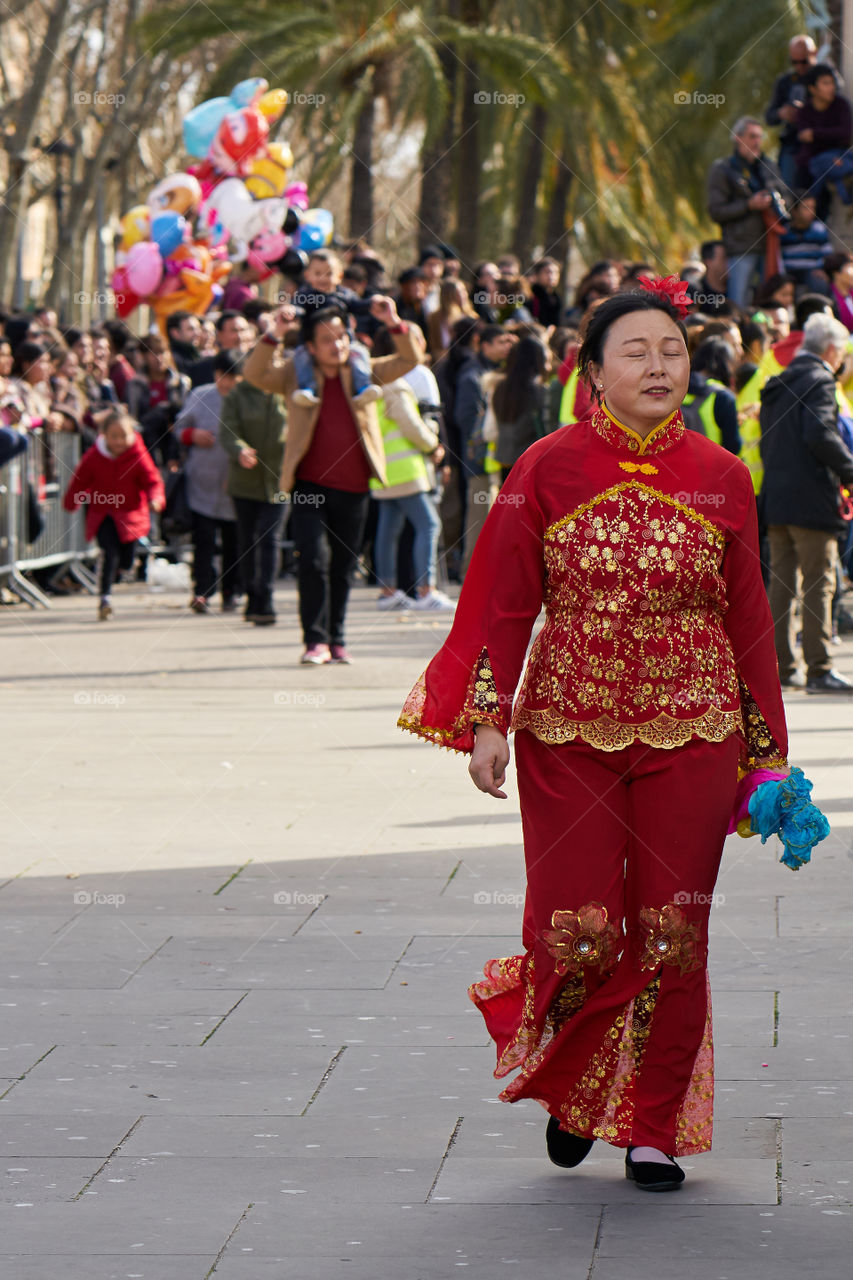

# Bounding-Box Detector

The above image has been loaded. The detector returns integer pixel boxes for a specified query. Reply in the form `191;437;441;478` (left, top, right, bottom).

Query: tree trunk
511;102;547;265
544;145;574;308
0;1;69;299
455;81;480;264
417;4;458;250
349;91;376;241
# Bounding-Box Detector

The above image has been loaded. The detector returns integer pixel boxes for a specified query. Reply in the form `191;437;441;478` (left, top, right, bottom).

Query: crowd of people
0;30;852;682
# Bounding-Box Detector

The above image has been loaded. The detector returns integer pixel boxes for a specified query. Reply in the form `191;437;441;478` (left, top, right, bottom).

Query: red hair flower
636;274;692;318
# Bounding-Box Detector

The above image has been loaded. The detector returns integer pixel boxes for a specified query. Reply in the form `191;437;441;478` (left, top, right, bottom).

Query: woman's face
92;337;110;371
773;282;795;309
590;310;690;433
24;353;51;384
835;261;853;292
74;334;93;368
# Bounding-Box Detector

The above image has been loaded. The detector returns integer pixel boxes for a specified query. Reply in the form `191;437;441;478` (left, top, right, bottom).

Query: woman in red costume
398;280;789;1191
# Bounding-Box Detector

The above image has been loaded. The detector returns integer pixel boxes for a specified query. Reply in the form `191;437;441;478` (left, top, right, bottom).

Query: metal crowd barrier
0;429;98;608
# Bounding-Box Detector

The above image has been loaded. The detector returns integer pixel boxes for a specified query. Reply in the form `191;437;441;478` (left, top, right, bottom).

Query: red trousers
469;730;741;1155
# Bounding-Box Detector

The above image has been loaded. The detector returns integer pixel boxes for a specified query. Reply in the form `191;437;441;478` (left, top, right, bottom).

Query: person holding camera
707;117;791;308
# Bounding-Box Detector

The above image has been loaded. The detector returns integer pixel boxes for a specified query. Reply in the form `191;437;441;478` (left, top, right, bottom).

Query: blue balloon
183;96;230;158
296;209;333;252
230;78;267;107
150;211;187;258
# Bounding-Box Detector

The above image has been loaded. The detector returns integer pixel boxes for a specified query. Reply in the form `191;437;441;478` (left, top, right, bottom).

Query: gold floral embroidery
638;903;703;975
738;675;787;770
543;902;621;975
472;647;500;718
397;647;506;752
548;971;586;1033
508;482;741;752
592;405;686;457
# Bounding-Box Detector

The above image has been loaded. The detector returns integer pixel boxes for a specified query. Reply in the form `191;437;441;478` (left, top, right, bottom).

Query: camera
766;188;791;226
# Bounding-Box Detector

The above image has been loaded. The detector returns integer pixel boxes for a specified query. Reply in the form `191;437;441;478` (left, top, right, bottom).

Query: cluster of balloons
110;78;334;331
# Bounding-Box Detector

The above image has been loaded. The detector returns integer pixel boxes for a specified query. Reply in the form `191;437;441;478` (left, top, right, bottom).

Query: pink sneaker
330;644;353;664
301;644;331;665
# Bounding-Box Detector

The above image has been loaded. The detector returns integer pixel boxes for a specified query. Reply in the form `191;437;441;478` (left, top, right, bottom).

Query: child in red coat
64;410;165;620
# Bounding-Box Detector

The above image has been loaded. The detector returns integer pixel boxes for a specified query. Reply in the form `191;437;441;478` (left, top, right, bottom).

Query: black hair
576;291;688;395
215;310;242;333
479;323;506;346
740;318;768;351
755;273;796;307
794;292;835;329
213;350;244;377
166;310;194;335
700;239;724;261
102;319;134;355
370;325;395;358
691;336;735;388
241;299;273;323
303;305;348;345
10;340;47;377
492;335;548;422
807;62;840;88
399;266;426;285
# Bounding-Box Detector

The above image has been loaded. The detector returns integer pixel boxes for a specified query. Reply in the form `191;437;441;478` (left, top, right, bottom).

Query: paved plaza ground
0;575;851;1278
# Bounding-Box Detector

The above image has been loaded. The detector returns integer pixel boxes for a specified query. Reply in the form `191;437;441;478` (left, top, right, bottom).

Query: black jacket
759;351;853;532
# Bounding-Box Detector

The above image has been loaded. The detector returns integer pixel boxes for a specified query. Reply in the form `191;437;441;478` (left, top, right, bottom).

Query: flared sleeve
398;459;546;753
721;464;788;770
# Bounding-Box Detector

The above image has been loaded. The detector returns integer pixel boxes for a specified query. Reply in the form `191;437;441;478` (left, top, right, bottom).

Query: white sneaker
353;384;381;405
411;589;455;611
377;589;411;611
292;388;320;407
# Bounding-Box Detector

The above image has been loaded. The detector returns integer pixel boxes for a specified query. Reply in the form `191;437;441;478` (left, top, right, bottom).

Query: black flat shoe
625;1147;685;1192
546;1116;595;1168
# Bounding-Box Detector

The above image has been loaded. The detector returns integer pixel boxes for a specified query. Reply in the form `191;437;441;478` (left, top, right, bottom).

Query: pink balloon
251;229;288;263
284;181;309;211
125;241;163;297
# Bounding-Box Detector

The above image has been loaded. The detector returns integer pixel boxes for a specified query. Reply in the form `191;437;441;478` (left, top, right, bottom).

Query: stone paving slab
0;1113;144;1158
431;1154;777;1206
1;584;852;1276
0;1258;216;1280
218;1200;601;1271
0;1044;338;1115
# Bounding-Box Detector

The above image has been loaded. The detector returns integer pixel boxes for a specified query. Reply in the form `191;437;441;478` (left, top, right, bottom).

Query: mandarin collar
592;403;685;457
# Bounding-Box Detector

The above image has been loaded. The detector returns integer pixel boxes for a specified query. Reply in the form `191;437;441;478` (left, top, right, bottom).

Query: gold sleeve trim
397;648;507;753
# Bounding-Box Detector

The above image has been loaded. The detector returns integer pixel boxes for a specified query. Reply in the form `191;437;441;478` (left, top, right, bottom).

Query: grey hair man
759;311;853;693
707;117;790;308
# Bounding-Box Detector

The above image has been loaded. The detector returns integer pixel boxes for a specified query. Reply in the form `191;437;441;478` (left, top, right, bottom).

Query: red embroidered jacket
399;406;788;769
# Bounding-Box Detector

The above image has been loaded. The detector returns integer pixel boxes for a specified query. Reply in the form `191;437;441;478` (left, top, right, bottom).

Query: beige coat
242;328;421;493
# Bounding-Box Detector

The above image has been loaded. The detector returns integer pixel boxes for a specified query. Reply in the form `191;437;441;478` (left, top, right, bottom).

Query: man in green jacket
219;379;288;625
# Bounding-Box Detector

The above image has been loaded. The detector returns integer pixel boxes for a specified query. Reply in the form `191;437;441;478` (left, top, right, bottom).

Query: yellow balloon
245;142;293;199
258;88;288;120
119;205;150;252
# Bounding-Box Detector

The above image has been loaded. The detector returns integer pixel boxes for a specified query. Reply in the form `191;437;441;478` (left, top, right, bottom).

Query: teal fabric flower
748;767;831;870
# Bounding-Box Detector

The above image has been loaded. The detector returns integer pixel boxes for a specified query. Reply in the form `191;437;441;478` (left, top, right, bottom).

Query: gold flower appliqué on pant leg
638;902;702;975
543;901;621;976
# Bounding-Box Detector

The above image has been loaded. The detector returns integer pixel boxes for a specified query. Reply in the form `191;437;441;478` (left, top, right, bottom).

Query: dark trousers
191;511;240;601
290;481;369;646
96;516;136;598
232;496;284;612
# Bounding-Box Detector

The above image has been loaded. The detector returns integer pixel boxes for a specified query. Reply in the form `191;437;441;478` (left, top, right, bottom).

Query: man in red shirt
243;296;420;663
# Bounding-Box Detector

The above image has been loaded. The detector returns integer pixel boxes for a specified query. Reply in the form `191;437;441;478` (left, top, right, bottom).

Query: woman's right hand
469;723;510;799
192;428;216;448
238;446;258;469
